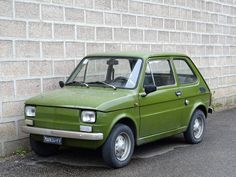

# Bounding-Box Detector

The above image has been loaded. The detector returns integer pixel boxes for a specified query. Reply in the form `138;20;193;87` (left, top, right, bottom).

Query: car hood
25;86;137;112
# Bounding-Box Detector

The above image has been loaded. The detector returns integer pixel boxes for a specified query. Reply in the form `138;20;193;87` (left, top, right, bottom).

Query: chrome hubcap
193;117;204;139
115;132;131;161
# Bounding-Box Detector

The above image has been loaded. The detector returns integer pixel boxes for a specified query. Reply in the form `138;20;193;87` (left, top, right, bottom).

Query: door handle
175;91;182;96
185;99;190;105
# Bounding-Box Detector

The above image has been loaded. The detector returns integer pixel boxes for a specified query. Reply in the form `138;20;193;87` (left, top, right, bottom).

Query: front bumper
22;126;104;141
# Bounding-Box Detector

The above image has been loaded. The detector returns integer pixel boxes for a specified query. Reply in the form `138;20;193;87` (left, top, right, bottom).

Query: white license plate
43;136;62;145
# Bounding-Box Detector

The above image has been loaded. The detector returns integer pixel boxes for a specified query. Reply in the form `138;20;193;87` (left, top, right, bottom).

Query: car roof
86;51;189;60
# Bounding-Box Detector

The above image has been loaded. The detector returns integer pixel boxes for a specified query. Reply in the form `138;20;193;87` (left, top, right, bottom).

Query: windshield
66;57;143;89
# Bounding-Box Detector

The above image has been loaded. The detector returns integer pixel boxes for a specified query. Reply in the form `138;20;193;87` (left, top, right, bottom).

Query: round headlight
25;106;36;117
81;111;96;123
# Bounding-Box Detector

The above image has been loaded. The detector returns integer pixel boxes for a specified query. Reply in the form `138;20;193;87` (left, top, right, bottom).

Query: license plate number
43;136;62;145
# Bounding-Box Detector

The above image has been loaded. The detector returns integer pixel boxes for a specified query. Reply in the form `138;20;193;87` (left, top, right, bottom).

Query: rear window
173;59;197;84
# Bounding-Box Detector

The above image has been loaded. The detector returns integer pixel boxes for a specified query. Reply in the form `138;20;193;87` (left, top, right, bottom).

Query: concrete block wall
0;0;236;156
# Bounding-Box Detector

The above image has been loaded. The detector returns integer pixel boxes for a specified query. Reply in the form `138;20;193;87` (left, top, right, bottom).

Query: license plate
43;136;62;145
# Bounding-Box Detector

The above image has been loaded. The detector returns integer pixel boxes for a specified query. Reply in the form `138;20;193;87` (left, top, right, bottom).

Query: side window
173;59;197;84
144;59;175;87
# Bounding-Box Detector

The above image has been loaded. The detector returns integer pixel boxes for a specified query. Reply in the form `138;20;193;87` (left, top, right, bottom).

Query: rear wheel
102;124;134;168
30;135;59;157
184;109;206;144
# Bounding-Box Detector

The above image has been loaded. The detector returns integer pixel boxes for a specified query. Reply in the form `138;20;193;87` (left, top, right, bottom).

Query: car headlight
25;106;36;117
81;111;96;123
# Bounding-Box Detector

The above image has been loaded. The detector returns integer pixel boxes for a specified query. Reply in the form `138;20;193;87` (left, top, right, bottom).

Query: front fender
96;107;139;144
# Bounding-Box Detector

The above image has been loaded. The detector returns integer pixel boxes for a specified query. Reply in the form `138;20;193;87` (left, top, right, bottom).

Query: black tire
30;135;59;157
102;123;135;168
184;109;206;144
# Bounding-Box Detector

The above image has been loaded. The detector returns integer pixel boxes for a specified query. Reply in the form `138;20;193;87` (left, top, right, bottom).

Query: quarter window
143;63;155;86
173;59;197;84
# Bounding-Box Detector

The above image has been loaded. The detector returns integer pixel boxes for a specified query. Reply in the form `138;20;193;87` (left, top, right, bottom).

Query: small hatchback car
23;52;212;168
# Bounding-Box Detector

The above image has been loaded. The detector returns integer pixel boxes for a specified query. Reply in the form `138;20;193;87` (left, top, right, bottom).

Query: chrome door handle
175;91;182;96
185;99;190;105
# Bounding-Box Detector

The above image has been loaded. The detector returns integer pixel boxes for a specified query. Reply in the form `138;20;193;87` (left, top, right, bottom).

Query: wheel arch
113;117;138;145
195;105;208;118
184;103;208;133
117;118;137;141
189;103;208;123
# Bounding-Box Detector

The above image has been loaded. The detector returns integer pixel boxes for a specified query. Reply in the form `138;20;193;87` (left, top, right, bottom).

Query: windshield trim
65;56;144;90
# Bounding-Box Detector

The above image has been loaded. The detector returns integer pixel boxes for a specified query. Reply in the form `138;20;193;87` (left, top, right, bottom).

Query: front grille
34;106;81;131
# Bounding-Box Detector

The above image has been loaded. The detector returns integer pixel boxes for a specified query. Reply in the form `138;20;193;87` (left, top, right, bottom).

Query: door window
144;59;175;87
173;59;197;84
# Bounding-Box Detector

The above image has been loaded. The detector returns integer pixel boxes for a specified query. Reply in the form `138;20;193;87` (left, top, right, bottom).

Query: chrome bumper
22;126;103;140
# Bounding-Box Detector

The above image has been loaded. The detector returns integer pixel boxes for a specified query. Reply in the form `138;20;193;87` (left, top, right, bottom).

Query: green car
23;52;212;168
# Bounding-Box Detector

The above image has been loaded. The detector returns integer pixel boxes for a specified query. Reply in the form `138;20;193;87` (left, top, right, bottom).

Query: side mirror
144;85;157;95
59;81;64;88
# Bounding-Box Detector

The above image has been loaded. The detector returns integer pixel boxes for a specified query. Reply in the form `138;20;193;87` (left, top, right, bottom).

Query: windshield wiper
65;81;89;87
88;81;117;90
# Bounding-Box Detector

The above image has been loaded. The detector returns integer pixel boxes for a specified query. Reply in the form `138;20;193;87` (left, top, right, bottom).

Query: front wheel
102;124;134;168
30;135;59;157
184;109;206;144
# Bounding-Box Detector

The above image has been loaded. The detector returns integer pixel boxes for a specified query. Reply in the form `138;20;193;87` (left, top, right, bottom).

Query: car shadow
133;135;189;159
29;134;188;168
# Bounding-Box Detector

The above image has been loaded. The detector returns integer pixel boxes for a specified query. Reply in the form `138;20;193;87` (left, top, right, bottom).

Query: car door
172;58;199;126
139;57;186;139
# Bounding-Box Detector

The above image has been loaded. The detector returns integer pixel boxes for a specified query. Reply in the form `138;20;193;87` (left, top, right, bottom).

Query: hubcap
193;117;204;139
115;132;131;161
